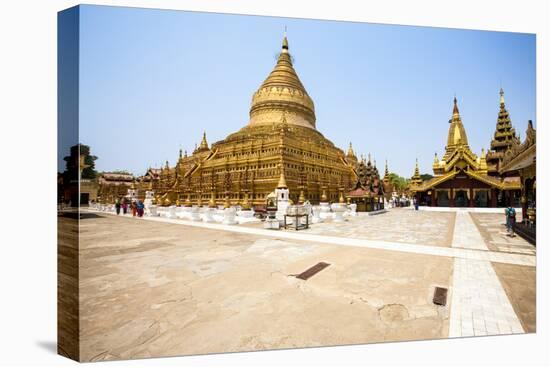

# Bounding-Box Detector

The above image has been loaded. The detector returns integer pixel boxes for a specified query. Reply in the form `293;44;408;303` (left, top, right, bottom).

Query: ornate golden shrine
346;155;385;211
135;36;359;207
409;96;522;207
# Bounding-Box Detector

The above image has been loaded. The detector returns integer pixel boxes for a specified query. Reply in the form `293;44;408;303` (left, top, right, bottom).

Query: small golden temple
130;36;368;209
409;91;534;208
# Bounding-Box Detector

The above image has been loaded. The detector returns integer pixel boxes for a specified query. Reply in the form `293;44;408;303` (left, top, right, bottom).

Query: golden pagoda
486;88;521;175
410;158;423;186
410;96;520;207
140;35;357;207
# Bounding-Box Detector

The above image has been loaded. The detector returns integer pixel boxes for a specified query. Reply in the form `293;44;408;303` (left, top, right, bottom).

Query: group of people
392;197;411;208
115;199;145;217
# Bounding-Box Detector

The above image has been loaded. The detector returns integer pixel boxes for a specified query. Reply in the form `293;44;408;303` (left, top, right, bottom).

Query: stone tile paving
448;211;527;338
451;211;488;251
304;210;456;247
470;213;536;255
449;258;524;337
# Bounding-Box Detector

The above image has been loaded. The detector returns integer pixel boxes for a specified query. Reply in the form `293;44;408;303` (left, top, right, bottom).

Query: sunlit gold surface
135;36;356;207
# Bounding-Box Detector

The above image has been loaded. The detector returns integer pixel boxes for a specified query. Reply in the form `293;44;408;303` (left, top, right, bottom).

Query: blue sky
76;5;536;177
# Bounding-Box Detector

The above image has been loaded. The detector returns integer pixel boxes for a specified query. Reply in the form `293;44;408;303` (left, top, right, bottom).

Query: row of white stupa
89;188;362;228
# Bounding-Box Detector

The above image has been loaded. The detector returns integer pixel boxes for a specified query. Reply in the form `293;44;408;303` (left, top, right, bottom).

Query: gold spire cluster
249;35;316;129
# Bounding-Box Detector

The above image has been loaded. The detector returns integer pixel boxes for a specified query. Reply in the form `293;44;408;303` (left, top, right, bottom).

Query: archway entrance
455;190;468;207
436;190;449;206
474;190;489;207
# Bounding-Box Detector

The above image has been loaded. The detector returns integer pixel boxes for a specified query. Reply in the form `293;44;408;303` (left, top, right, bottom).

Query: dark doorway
80;193;90;206
455;190;468;207
437;191;449;206
474;190;489;207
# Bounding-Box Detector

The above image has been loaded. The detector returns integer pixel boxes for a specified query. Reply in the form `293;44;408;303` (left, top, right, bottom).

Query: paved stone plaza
295;210;456;247
79;208;536;361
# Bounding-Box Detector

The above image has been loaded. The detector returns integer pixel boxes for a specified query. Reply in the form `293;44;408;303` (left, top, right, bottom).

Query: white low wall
417;206;522;214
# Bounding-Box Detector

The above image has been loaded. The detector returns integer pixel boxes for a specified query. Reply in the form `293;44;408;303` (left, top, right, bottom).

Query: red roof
347;187;373;197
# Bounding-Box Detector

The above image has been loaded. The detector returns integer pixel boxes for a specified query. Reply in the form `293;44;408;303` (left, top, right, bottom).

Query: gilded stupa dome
249;36;316;129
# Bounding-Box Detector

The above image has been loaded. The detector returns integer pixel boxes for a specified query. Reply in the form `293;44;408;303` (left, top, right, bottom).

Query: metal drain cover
433;287;448;306
296;262;331;280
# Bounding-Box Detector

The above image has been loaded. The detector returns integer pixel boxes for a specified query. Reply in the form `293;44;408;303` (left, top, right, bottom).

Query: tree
79;144;98;179
420;173;433;181
388;173;409;193
63;143;98;180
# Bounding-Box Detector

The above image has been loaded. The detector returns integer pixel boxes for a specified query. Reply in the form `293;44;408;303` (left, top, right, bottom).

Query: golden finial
453;95;460;115
499;87;505;105
179;148;182;159
282;26;288;51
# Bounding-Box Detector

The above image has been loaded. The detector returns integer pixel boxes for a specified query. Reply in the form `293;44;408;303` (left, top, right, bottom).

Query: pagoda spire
199;131;209;150
410;158;423;185
282;26;289;52
347;142;356;158
444;95;471;160
277;162;287;189
383;159;390;184
489;88;518;159
452;95;460;116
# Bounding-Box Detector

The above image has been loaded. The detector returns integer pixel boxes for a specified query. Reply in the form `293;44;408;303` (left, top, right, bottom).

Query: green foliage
420;173;433;181
63;143;98;179
79;144;98;179
388;173;409;193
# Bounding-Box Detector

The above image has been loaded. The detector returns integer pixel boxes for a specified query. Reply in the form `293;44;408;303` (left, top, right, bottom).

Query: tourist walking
115;199;121;215
121;201;128;215
131;201;137;217
413;197;419;211
137;201;145;217
505;205;516;236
